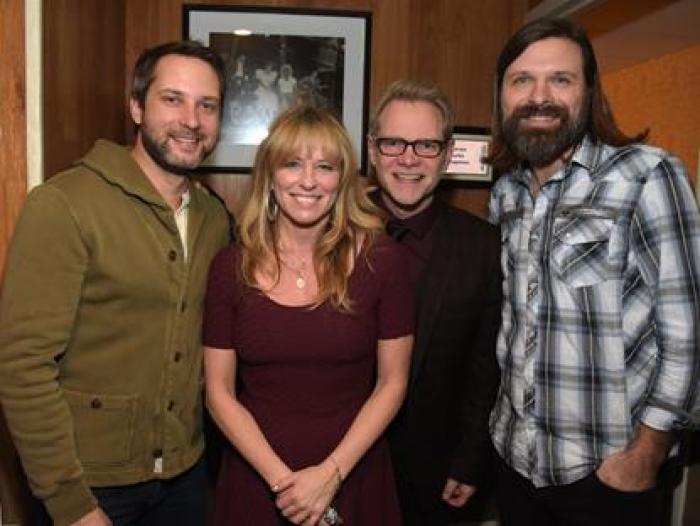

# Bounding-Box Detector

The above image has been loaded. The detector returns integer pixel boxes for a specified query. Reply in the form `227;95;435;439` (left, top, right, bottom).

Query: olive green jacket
0;140;230;526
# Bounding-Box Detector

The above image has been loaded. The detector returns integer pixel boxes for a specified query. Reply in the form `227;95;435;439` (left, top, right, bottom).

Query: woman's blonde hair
237;104;382;311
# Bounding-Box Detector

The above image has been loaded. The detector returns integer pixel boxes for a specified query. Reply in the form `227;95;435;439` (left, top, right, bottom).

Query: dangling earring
266;191;279;222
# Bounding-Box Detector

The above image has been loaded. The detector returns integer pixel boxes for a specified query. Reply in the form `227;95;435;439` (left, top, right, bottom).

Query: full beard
140;125;216;176
502;102;587;168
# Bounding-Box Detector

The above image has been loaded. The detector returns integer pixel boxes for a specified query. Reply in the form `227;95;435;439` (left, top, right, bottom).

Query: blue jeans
33;458;207;526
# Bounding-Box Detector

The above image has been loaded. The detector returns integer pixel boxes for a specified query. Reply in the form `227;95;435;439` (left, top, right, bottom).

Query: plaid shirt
488;136;700;487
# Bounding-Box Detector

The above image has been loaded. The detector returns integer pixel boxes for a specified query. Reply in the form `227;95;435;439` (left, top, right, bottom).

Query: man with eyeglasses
367;80;502;525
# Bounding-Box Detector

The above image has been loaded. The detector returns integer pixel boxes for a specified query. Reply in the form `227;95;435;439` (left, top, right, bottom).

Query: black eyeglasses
372;137;447;158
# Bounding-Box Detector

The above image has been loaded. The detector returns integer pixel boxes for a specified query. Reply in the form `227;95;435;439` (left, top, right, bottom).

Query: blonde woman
203;104;413;525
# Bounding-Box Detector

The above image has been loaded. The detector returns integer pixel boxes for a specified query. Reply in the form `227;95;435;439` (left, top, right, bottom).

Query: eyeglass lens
375;138;444;158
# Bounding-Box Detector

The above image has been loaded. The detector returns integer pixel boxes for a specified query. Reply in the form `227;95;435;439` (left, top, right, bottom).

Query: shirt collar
571;135;604;173
176;189;191;214
399;200;440;239
372;191;440;239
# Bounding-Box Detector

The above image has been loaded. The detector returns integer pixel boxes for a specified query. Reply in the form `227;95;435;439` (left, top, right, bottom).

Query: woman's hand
274;459;340;525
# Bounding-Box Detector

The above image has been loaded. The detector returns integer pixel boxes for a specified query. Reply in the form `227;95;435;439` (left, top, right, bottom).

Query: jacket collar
79;139;193;211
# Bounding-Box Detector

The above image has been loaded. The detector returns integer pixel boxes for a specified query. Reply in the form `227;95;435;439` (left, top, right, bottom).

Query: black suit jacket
389;202;502;490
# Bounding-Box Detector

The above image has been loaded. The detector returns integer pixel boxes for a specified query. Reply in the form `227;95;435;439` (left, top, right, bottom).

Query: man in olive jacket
0;42;230;526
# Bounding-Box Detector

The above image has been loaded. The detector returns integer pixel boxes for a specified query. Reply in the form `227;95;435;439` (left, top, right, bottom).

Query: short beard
139;125;212;177
502;102;587;168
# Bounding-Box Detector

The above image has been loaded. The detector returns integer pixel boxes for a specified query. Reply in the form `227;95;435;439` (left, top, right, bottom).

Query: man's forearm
596;422;675;492
627;423;674;467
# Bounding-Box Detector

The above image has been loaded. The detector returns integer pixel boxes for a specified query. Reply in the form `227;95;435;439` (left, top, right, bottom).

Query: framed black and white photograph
183;5;372;172
443;126;492;183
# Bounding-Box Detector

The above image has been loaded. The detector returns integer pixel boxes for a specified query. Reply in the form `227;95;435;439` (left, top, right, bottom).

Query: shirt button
153;448;163;458
90;398;102;409
174;352;182;362
168;250;177;261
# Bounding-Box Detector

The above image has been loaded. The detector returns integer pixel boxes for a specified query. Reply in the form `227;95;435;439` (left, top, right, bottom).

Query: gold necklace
279;256;309;289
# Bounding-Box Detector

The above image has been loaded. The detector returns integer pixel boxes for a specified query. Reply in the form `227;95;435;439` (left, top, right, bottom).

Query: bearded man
487;17;700;526
0;41;230;526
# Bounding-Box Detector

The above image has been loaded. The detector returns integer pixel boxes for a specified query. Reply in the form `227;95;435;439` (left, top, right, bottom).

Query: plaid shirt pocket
550;210;617;288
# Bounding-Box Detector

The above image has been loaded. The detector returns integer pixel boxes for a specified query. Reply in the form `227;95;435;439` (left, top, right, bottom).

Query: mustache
511;103;568;120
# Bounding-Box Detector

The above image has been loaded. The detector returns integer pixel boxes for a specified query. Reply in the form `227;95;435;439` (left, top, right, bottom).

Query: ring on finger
322;506;340;526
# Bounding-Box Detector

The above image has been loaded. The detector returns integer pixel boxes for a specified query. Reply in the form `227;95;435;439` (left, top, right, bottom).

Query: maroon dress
203;236;414;525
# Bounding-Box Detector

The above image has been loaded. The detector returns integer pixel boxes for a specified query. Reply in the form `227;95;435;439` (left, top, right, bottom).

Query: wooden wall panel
0;0;27;280
0;2;31;523
364;0;420;101
43;0;126;179
574;0;678;39
124;0;528;218
412;0;527;217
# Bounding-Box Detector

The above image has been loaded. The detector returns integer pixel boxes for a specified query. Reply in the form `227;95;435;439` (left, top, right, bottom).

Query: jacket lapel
410;207;455;389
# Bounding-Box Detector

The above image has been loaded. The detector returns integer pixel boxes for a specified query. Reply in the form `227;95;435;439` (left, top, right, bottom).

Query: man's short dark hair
130;40;226;109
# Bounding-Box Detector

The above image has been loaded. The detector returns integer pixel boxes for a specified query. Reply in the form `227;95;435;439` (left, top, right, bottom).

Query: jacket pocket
550;211;616;288
63;389;138;465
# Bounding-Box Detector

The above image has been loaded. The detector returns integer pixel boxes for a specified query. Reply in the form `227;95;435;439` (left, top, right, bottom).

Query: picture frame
443;126;492;183
183;4;372;173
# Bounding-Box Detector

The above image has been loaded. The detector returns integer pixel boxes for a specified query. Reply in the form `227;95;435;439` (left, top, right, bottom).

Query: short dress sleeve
372;236;416;340
202;245;239;349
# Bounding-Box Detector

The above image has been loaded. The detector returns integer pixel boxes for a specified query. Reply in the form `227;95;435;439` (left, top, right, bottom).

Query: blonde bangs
266;119;348;175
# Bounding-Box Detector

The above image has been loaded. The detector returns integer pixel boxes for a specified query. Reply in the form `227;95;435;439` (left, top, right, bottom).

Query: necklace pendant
295;276;306;289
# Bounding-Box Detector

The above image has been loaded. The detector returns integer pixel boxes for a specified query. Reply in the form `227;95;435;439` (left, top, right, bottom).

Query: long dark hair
486;17;647;174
